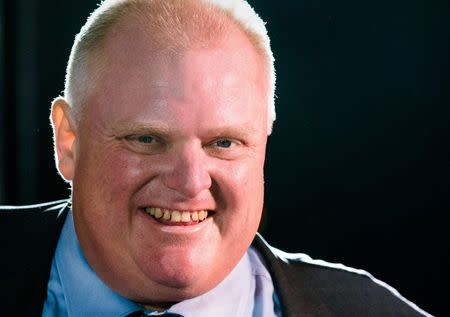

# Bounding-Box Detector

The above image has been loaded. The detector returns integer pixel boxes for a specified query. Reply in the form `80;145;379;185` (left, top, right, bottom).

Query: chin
135;251;225;300
132;274;219;305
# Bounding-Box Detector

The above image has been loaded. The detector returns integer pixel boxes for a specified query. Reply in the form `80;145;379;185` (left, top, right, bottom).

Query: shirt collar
56;211;256;316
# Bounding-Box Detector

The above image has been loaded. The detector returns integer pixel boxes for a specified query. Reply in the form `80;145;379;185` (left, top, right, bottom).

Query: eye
215;139;232;148
205;137;244;160
121;134;166;155
136;135;155;144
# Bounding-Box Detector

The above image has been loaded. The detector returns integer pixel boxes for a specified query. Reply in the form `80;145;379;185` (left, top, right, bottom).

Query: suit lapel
252;234;335;317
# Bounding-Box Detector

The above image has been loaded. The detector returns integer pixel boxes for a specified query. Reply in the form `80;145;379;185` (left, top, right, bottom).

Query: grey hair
64;0;276;132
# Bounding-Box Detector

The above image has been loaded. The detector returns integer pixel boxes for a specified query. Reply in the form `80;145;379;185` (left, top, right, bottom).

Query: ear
51;97;77;181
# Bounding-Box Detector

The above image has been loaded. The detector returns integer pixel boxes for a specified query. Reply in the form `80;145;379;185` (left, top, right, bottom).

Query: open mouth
142;207;212;226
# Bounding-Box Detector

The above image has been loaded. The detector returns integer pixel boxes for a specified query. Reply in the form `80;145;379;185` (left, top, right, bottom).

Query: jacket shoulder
0;199;70;236
0;198;70;212
253;234;433;317
0;199;70;315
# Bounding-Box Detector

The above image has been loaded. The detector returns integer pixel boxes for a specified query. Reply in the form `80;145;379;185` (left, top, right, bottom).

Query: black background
1;1;448;316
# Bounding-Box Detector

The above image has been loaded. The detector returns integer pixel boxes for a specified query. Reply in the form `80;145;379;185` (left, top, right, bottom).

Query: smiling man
0;0;433;316
52;0;270;308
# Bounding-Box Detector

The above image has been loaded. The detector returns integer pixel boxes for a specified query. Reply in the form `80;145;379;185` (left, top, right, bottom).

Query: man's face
67;22;268;304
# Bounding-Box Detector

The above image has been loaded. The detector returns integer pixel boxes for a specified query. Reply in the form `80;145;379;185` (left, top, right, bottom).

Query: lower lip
138;208;213;234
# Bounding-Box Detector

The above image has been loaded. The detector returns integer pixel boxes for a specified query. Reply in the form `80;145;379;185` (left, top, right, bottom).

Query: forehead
89;9;267;85
83;16;268;123
79;12;267;136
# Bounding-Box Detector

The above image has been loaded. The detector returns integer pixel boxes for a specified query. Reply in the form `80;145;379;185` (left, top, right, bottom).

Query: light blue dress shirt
42;211;282;316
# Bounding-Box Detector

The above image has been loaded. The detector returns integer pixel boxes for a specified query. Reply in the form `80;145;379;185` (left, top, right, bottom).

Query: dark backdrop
1;1;448;315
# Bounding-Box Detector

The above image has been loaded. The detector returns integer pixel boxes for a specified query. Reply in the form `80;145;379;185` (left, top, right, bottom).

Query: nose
162;143;212;199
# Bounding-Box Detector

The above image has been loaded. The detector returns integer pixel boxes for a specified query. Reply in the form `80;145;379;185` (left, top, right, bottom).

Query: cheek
215;158;265;234
224;157;264;202
78;145;148;199
73;148;153;257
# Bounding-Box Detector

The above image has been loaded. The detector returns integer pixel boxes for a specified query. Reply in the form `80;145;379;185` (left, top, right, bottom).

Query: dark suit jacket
0;200;430;316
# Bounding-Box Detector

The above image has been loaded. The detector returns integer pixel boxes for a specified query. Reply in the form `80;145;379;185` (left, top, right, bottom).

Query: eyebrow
110;120;261;140
205;125;259;139
110;121;171;137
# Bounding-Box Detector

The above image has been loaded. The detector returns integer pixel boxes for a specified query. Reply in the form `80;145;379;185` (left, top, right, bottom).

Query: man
0;0;432;316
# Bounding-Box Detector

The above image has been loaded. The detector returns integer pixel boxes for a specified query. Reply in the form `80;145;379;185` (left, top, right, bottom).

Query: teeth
154;208;163;219
198;210;208;221
181;211;191;222
144;207;209;223
171;210;181;222
163;209;171;220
